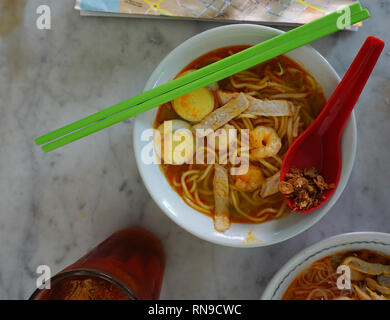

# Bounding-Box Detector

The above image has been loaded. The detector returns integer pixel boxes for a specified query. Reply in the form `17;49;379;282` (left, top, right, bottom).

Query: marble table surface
0;0;389;299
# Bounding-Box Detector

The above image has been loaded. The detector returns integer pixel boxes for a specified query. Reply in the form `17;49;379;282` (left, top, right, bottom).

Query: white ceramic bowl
261;232;390;299
133;24;357;247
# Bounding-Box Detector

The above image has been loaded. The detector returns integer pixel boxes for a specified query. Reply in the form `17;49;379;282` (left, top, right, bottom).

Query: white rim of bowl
133;24;357;247
261;231;390;299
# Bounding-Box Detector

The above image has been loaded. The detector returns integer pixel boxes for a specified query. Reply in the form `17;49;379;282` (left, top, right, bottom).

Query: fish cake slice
213;164;231;232
192;92;249;132
218;91;295;117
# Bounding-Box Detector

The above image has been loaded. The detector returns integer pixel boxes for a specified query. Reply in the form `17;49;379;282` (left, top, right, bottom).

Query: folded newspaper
75;0;359;27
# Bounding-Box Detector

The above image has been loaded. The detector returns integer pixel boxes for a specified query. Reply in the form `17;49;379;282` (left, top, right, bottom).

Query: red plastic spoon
280;36;385;213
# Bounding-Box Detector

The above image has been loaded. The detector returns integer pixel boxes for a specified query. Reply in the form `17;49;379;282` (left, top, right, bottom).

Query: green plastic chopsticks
35;2;370;152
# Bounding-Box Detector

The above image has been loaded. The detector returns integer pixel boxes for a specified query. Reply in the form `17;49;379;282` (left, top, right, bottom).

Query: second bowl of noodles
261;232;390;299
133;24;357;247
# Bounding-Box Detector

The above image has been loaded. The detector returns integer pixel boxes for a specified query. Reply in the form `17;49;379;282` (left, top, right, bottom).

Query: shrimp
249;126;281;159
234;165;264;192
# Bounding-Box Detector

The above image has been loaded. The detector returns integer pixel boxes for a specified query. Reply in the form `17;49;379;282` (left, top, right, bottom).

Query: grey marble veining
0;0;389;299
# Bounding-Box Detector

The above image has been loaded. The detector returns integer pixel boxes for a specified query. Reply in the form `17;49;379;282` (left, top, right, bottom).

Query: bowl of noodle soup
133;24;357;247
261;232;390;300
